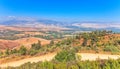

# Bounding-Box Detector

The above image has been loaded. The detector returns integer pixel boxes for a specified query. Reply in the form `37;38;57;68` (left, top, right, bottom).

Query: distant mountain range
0;16;71;27
0;16;120;32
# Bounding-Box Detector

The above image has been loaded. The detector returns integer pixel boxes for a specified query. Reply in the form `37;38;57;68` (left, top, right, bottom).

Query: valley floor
0;53;120;68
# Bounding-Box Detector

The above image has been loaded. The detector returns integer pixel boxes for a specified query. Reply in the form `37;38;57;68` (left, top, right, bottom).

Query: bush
5;58;120;69
31;40;41;50
19;46;27;55
5;48;10;55
54;50;76;62
10;49;18;54
0;51;3;57
28;49;38;56
103;45;120;53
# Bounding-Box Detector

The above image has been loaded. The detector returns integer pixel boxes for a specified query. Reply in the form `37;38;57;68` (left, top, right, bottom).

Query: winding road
0;53;120;68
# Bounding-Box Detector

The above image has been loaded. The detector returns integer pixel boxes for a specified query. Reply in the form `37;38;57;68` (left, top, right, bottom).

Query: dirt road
0;53;56;68
0;53;120;68
78;53;120;61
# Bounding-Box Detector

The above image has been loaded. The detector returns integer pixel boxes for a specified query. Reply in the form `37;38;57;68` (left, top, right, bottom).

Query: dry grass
0;52;56;67
0;37;50;50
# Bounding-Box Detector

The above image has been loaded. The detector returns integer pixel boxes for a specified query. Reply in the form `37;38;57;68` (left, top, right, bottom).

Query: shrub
3;58;120;69
28;49;38;56
10;49;18;54
5;48;10;55
31;40;41;50
0;51;3;57
19;46;27;55
54;50;76;62
103;45;120;53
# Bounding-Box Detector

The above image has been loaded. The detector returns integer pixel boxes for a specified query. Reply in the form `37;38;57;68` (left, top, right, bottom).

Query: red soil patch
0;37;50;50
0;40;20;50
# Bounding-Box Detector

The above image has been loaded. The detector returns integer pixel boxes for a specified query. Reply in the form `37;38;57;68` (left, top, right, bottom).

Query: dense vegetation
34;31;64;40
0;30;22;40
0;40;57;58
0;30;120;69
74;30;120;54
0;30;120;58
0;30;120;57
3;58;120;69
0;31;65;40
1;49;120;69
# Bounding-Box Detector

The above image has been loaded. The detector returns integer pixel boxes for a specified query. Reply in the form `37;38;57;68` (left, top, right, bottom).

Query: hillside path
0;53;120;68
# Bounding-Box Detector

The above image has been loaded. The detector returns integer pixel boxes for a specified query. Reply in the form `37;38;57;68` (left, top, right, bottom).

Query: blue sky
0;0;120;22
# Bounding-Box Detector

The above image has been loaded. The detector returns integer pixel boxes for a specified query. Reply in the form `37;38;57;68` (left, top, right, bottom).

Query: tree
31;40;41;50
5;48;10;55
28;49;38;56
19;46;27;55
0;51;3;56
54;50;76;62
10;49;17;54
82;38;87;46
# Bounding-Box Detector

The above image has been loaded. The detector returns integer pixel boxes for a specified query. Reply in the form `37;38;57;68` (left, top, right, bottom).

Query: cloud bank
73;23;120;29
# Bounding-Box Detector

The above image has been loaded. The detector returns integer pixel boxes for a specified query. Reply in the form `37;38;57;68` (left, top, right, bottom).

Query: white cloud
73;23;120;29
